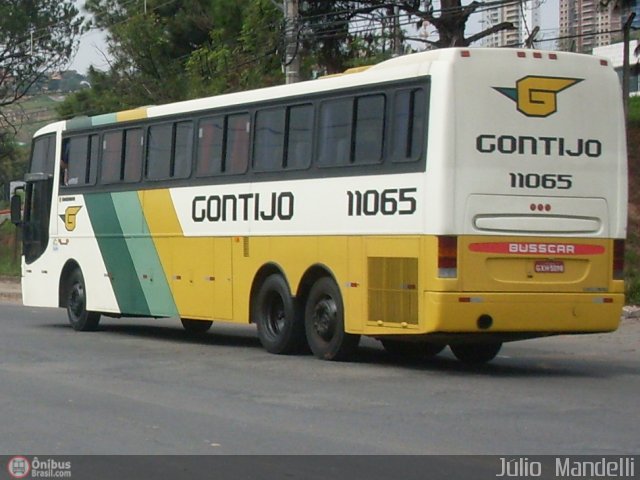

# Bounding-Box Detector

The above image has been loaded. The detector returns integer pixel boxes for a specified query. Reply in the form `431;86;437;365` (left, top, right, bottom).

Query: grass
629;96;640;127
0;220;20;277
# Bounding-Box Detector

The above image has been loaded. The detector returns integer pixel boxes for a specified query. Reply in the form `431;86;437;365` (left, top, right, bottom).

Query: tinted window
226;113;249;174
173;121;193;179
123;128;143;182
30;135;56;174
354;95;385;164
286;104;313;169
146;124;172;180
392;88;426;162
197;117;224;176
66;136;89;186
101;131;122;183
64;135;98;186
254;108;285;171
318;98;352;166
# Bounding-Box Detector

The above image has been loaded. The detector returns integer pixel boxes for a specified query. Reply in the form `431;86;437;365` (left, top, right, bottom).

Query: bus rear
422;49;627;350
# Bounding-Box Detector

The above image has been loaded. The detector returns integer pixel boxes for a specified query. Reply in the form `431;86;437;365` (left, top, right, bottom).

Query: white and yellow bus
11;48;627;364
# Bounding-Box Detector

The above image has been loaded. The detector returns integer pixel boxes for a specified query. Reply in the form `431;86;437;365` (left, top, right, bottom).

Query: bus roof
34;47;610;138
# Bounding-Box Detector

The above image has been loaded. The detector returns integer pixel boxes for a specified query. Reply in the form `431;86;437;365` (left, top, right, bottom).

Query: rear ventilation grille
368;257;418;325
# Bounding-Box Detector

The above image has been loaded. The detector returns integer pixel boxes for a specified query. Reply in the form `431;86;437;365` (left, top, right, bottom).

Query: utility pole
622;12;636;121
283;0;300;84
524;26;539;49
392;6;403;56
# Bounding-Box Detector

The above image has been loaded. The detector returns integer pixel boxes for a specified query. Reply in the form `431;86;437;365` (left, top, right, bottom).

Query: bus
11;48;627;364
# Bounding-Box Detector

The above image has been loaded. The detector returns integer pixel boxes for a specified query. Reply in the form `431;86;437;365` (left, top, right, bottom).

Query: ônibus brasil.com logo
7;456;72;478
7;457;30;479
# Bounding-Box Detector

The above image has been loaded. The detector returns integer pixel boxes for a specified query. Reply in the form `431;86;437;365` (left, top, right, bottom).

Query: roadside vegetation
624;97;640;304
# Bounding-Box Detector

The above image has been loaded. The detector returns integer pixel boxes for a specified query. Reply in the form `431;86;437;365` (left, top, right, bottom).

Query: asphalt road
0;304;638;456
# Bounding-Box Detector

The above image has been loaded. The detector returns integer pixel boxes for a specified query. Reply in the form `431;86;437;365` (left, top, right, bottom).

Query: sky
68;0;561;74
70;28;109;74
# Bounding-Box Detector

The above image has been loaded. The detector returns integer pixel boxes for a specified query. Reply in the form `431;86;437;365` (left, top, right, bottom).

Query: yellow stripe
139;189;223;320
116;107;148;122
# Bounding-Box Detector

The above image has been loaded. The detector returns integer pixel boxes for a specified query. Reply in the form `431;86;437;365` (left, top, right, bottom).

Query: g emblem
494;76;582;118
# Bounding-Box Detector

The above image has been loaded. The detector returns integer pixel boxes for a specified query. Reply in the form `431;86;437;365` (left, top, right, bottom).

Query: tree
186;0;284;95
81;0;250;105
396;0;517;48
0;132;28;201
0;0;83;130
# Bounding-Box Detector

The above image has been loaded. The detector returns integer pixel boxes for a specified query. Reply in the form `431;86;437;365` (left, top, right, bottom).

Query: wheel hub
313;298;337;341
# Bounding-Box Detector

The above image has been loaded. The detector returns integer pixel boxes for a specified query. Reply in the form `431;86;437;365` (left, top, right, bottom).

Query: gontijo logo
494;76;583;118
59;205;82;232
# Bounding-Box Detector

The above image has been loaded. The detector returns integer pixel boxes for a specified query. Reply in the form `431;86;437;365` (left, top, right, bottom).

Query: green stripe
92;113;118;126
85;193;151;316
111;192;178;317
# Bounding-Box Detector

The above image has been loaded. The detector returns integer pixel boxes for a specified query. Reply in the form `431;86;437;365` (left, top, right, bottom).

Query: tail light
613;239;625;280
438;236;458;278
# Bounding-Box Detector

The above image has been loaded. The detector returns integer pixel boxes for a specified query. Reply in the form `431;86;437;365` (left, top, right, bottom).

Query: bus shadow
351;344;637;379
43;321;636;379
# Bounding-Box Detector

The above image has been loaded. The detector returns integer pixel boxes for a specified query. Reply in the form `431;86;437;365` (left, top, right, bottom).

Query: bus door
14;134;57;264
21;174;54;264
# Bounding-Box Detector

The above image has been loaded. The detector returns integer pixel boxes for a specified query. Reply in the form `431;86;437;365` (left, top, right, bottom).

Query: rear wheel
181;319;213;334
450;342;502;365
252;274;305;354
66;268;101;332
381;339;445;359
305;277;359;361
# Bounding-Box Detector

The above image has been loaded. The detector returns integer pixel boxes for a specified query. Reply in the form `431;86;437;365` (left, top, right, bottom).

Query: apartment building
481;0;541;48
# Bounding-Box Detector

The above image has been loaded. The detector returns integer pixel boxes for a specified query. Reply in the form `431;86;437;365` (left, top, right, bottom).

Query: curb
0;292;21;304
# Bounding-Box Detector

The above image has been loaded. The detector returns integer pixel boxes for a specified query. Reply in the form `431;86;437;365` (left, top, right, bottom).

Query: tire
381;339;445;359
252;274;305;354
450;342;502;365
66;268;101;332
181;318;213;334
305;277;359;361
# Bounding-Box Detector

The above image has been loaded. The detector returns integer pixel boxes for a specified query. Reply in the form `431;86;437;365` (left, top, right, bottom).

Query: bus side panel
141;189;234;321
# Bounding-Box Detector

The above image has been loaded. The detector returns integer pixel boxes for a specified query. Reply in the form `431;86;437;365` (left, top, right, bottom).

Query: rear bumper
422;291;623;334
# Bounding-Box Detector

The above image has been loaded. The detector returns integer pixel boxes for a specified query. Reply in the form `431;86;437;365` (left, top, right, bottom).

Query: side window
30;135;56;174
146;124;172;180
123;128;143;182
101;131;123;183
66;136;89;186
392;88;426;162
226;113;249;175
196;117;224;177
88;135;99;185
254;108;285;171
196;114;248;176
285;104;313;170
354;94;385;164
63;135;99;187
100;128;143;183
173;121;193;179
318;98;352;166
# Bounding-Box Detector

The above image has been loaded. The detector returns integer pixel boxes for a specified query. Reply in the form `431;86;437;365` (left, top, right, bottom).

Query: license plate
534;260;565;273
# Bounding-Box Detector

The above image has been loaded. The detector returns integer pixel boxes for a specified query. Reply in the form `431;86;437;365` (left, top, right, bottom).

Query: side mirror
10;193;22;226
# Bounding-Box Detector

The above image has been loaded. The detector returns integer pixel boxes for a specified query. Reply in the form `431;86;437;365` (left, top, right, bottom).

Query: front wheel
305;277;359;361
66;268;101;331
450;342;502;365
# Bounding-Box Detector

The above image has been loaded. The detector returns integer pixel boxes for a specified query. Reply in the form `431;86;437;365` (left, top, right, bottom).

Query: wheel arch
58;259;81;308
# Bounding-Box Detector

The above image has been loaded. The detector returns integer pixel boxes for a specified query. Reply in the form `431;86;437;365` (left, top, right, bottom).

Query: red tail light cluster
438;236;458;278
613;239;625;280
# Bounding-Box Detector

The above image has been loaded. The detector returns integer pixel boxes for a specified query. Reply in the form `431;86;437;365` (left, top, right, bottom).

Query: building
481;0;541;48
558;0;626;53
593;40;640;95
